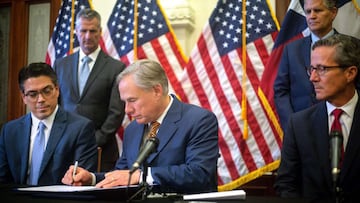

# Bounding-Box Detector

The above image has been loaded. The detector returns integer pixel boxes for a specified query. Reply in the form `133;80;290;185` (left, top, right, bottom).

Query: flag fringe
257;88;283;139
218;160;280;191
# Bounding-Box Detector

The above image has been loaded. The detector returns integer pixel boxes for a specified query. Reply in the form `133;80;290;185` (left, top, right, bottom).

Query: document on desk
15;185;143;200
16;185;134;192
183;190;246;200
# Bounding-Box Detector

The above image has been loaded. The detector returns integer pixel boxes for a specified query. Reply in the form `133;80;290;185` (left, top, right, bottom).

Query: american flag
102;0;188;96
45;0;93;66
179;0;282;190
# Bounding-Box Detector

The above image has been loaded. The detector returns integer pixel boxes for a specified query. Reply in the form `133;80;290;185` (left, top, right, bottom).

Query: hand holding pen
72;160;78;180
61;161;94;186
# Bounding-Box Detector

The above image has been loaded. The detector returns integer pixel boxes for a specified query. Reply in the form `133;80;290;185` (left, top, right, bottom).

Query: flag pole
69;0;76;54
241;0;248;139
133;0;139;60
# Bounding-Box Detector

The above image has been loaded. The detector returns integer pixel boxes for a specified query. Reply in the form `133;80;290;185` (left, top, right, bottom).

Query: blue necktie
29;122;46;185
79;56;92;95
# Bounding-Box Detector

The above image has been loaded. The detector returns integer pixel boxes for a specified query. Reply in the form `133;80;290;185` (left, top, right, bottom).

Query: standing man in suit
0;62;97;185
274;34;360;201
62;59;219;194
54;9;126;171
274;0;338;132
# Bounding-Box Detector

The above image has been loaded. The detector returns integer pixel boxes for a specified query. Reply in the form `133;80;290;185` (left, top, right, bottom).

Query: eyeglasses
306;65;350;76
24;85;55;102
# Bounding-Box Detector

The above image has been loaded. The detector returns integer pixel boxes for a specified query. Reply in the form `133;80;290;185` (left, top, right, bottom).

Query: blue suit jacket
0;108;97;185
275;98;360;201
98;96;219;194
274;35;317;133
54;50;125;169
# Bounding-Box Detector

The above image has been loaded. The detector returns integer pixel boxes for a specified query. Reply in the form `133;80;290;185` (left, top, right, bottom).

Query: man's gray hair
312;34;360;69
117;59;169;95
75;8;101;29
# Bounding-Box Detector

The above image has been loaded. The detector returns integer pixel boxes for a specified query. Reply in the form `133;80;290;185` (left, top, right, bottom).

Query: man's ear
346;65;358;83
152;84;162;96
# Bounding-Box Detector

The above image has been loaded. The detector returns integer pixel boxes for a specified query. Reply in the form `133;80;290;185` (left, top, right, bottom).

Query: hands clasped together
62;164;141;188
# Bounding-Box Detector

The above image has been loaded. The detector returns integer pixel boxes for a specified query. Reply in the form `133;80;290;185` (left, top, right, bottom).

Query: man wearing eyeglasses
0;62;98;185
275;34;360;201
274;0;339;133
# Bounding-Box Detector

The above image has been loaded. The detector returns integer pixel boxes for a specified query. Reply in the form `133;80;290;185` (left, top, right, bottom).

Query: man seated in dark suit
274;0;339;132
62;59;219;194
53;8;126;171
274;34;360;201
0;62;97;185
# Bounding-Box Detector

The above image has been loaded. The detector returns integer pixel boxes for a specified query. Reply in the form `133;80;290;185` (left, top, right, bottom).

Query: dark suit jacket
274;98;360;201
96;95;219;194
0;108;97;185
274;35;317;133
54;50;125;170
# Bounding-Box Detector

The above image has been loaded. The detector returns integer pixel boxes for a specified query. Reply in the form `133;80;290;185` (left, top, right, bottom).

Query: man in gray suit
54;9;126;171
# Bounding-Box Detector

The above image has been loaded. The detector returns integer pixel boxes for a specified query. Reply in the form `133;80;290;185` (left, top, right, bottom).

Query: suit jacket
0;108;97;185
96;95;219;194
274;98;360;201
274;35;317;133
54;50;125;170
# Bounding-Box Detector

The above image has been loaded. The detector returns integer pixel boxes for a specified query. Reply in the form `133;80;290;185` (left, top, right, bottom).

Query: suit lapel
81;51;107;97
39;109;66;176
21;115;32;183
128;124;147;163
70;52;81;97
312;104;332;187
302;36;312;67
147;96;181;163
341;99;360;179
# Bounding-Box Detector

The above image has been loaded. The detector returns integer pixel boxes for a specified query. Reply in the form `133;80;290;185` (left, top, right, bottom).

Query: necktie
29;122;46;185
331;109;344;166
148;121;160;138
78;56;92;95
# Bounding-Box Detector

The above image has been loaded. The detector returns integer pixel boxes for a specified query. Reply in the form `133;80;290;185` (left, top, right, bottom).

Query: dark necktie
29;122;46;185
79;56;92;95
331;109;344;166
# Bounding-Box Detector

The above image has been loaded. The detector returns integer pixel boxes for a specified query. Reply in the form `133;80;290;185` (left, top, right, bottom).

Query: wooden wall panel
0;0;60;121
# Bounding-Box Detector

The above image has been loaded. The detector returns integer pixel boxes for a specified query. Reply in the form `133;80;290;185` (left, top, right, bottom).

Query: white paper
183;190;246;200
16;185;133;192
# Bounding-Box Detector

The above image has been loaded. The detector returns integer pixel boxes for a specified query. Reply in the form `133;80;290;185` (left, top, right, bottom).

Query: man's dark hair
18;62;58;92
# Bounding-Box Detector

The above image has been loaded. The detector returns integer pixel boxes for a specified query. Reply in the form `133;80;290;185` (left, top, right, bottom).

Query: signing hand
62;165;93;186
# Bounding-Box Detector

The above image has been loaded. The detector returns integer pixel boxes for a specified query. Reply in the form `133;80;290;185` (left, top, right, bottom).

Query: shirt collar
31;105;59;129
151;95;173;125
326;91;358;118
79;46;101;62
311;29;335;45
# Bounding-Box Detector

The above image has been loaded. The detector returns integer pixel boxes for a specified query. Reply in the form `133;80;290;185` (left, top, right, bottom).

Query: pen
73;160;78;179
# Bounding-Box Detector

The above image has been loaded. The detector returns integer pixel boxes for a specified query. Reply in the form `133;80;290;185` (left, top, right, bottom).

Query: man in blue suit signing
0;63;97;185
62;59;219;194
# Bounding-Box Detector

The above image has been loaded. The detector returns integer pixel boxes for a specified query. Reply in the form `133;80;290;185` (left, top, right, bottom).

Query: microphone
329;130;343;184
130;137;159;174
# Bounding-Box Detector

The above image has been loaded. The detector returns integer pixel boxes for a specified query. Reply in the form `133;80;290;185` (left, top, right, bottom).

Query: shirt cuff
138;167;154;184
90;172;96;186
